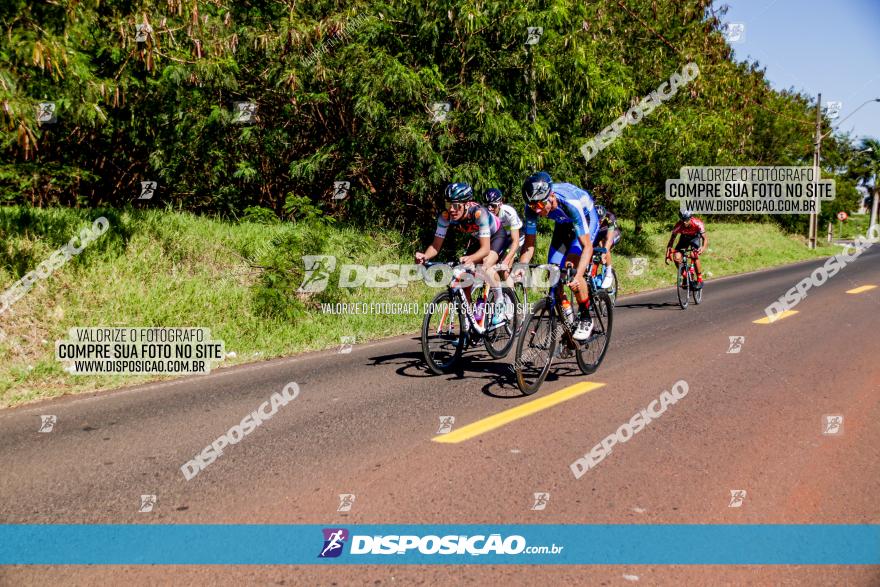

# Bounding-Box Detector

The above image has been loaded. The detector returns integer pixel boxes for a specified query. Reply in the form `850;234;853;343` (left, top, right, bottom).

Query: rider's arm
575;233;592;279
698;231;707;254
418;214;450;263
518;206;538;265
462;236;490;265
419;235;444;262
603;227;614;249
519;233;536;265
503;227;520;267
666;230;678;253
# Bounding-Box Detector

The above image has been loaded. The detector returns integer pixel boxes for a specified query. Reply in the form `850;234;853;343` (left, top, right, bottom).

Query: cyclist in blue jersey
415;182;507;332
516;172;599;341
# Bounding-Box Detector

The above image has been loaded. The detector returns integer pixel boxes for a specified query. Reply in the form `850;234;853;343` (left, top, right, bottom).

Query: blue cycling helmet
679;209;693;221
485;188;503;204
445;182;474;202
522;172;552;203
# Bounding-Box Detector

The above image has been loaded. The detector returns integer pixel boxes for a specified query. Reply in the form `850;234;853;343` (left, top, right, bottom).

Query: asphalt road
1;246;878;585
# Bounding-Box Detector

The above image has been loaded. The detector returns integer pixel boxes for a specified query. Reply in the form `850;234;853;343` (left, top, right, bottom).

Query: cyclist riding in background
666;210;707;290
593;205;620;289
517;172;600;341
415;182;507;331
484;187;523;273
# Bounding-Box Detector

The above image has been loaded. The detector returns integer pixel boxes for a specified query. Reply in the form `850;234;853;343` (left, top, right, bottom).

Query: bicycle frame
431;264;494;336
589;247;609;289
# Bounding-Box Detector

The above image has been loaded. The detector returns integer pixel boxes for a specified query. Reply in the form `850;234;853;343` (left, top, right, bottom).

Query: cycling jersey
672;217;705;237
524;183;599;269
594;209;620;247
435;203;502;239
523;183;599;242
495;203;523;235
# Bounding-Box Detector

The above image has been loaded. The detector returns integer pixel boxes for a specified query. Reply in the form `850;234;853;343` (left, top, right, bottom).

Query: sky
723;0;880;142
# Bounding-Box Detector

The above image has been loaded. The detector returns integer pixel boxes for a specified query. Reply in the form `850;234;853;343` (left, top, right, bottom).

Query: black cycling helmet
595;205;606;219
522;172;552;204
679;209;693;221
484;188;503;205
445;182;474;202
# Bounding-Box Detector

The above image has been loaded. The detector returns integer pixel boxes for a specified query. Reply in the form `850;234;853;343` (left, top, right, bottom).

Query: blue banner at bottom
0;525;877;565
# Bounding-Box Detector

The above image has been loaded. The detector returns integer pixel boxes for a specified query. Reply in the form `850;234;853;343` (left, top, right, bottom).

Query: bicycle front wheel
514;297;557;395
605;266;618;304
576;290;614;374
677;265;689;309
483;287;520;359
692;276;703;304
421;290;466;374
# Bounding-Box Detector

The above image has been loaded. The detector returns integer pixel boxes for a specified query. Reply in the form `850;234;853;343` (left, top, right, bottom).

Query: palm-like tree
848;138;880;222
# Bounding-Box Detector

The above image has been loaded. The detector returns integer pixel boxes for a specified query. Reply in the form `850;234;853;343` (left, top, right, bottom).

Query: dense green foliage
0;0;866;235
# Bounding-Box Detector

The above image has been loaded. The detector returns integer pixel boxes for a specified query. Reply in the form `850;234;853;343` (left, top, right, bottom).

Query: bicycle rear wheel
483;287;520;358
576;290;614;374
421;290;466;374
514;297;557;395
677;264;690;309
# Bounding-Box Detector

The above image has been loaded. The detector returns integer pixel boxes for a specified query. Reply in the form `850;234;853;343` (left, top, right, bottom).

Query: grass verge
0;206;862;408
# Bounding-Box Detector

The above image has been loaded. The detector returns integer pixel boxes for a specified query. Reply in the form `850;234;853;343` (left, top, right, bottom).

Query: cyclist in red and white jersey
415;182;506;331
666;210;707;289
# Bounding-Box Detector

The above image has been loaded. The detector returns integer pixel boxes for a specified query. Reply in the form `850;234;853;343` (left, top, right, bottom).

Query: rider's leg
479;251;504;323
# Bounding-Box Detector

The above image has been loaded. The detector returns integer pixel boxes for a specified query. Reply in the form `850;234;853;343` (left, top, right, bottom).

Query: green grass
0;206;862;408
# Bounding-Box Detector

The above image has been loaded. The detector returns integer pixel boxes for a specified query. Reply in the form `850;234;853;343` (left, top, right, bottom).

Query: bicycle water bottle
561;298;575;324
474;299;485;322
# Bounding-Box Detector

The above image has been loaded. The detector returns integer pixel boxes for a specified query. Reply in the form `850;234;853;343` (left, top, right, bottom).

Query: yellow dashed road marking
432;381;606;444
753;310;799;324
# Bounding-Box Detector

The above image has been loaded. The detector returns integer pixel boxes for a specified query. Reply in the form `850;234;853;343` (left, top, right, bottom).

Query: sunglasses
528;199;549;212
445;201;466;211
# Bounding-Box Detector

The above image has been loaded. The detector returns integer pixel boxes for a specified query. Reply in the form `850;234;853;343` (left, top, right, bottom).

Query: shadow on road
367;335;598;400
615;301;681;311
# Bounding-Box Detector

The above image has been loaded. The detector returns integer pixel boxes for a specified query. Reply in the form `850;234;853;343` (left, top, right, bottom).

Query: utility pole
524;27;541;123
525;45;536;123
809;93;821;249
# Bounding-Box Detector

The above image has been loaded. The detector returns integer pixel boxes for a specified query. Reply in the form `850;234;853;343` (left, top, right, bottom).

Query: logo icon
431;102;451;123
233;101;257;124
728;489;746;508
338;335;355;354
722;23;745;43
318;528;349;558
139;181;156;200
727;336;745;354
37;102;57;125
437;416;455;434
629;257;648;276
38;415;57;433
135;24;152;42
824;101;843;120
298;255;337;293
337;494;355;512
333;181;350;200
531;492;550;510
139;494;157;512
525;27;543;46
822;414;843;435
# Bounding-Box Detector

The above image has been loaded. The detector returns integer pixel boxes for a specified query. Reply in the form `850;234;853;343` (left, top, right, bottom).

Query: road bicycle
589;246;618;304
667;247;702;309
513;263;614;395
420;261;521;374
